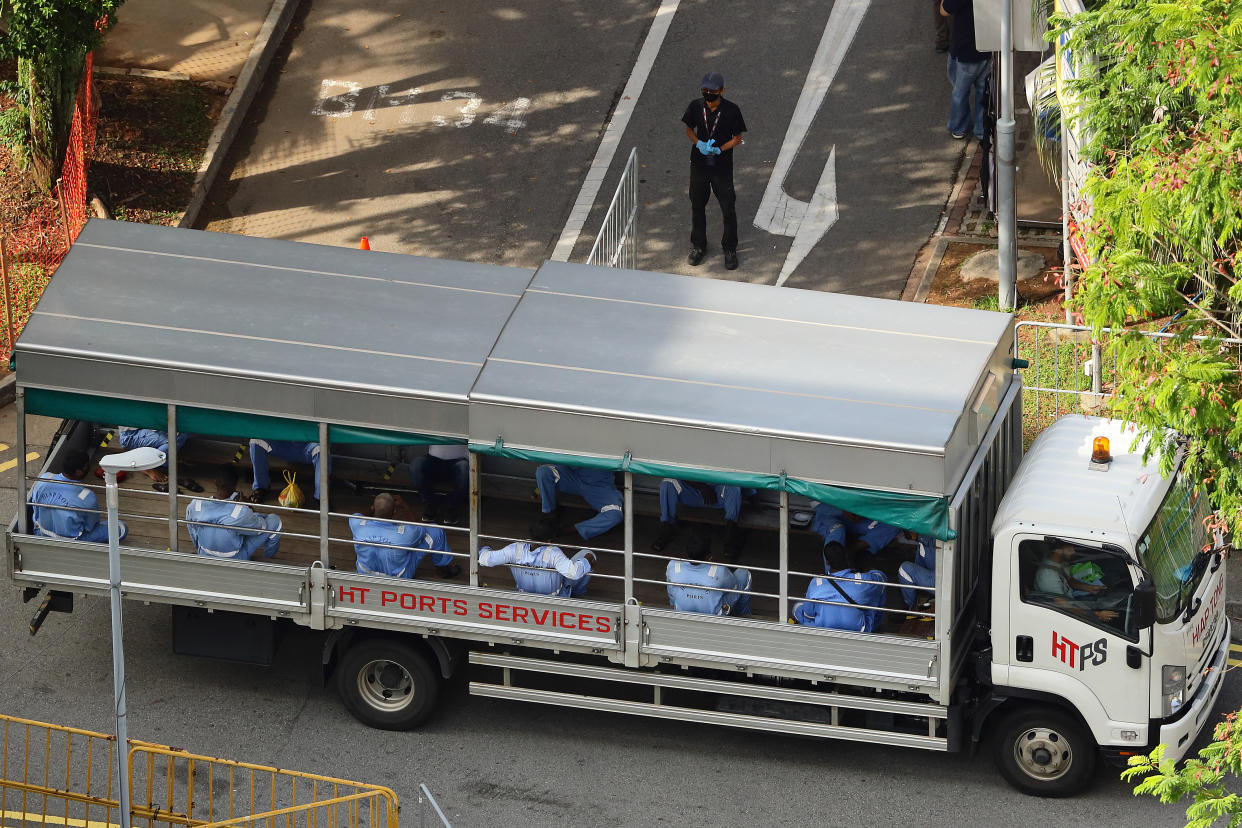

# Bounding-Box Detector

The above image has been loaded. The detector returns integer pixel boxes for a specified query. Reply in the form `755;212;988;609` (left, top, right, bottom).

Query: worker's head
683;531;712;562
59;449;91;480
823;540;851;572
214;464;239;499
530;513;559;543
1049;543;1075;562
372;493;396;519
700;71;724;102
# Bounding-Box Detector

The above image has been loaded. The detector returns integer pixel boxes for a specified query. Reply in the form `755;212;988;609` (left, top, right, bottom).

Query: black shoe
651;522;678;552
440;510;461;526
935;43;949;53
724;250;738;270
436;563;462;579
688;247;706;266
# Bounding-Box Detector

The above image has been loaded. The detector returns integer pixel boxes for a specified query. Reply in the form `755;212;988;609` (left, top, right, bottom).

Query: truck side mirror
1134;580;1157;630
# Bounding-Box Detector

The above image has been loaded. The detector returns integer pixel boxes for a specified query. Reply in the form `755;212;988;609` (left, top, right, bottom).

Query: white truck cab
988;416;1230;795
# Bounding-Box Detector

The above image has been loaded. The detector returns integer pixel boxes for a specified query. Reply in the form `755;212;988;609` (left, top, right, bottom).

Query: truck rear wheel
336;638;440;730
994;706;1097;797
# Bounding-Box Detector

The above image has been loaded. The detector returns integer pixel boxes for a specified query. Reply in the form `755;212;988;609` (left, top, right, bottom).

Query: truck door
1007;536;1148;727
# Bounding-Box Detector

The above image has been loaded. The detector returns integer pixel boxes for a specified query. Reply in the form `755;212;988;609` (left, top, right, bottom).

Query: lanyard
701;105;721;140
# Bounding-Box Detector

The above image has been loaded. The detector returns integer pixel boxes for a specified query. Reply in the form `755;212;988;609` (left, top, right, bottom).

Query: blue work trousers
535;465;623;540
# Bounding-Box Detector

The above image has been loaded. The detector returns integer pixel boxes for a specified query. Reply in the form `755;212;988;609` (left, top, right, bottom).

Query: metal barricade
586;148;638;269
0;714;399;828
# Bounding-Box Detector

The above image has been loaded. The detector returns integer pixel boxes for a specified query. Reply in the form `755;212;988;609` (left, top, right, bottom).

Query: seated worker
793;542;887;632
845;512;905;556
249;439;325;504
898;535;937;611
116;427;203;493
651;479;744;559
409;443;469;525
534;463;622;541
665;532;751;617
349;492;461;579
185;465;282;561
30;448;127;543
1034;542;1119;623
479;521;594;596
809;502;848;572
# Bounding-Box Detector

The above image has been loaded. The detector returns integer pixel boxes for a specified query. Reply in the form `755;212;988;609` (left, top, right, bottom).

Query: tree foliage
1052;0;1242;543
1122;714;1242;827
0;1;122;192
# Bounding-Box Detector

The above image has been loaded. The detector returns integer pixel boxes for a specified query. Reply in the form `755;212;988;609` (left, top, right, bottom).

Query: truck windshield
1135;472;1212;624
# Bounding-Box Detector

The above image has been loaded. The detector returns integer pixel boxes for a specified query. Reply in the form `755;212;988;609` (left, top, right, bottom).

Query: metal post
1091;340;1103;395
166;405;178;552
778;489;789;622
104;470;132;828
1061;116;1074;323
318;423;329;565
468;451;479;587
623;472;634;604
55;178;73;251
15;388;27;535
0;235;14;356
996;0;1017;310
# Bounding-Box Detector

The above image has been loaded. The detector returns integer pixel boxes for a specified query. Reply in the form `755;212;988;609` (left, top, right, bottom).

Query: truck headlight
1162;664;1188;716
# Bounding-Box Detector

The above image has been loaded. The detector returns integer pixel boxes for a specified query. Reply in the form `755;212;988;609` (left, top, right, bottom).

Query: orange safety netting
2;52;97;360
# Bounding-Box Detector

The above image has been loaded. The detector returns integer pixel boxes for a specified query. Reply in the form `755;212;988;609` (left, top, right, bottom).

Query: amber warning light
1090;436;1112;466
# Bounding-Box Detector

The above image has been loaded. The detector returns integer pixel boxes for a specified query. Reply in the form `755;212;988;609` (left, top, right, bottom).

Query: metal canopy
16;220;533;437
470;261;1015;496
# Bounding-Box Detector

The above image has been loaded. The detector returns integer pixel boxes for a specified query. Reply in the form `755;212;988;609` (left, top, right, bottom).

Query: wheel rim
1013;726;1074;782
356;659;416;713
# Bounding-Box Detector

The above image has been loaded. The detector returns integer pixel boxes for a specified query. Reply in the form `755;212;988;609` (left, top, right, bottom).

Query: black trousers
689;164;738;252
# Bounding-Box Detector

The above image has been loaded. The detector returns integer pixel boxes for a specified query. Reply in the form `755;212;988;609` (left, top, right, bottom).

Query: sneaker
651;522;678;552
436;562;462;579
951;131;966;140
724;250;739;270
687;247;706;266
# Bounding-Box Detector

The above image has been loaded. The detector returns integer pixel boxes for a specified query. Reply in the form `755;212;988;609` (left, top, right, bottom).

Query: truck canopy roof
470;260;1015;496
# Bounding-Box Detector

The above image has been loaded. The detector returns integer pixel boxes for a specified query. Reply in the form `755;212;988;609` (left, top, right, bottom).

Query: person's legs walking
970;56;992;140
947;55;985;138
688;166;711;259
713;172;738;253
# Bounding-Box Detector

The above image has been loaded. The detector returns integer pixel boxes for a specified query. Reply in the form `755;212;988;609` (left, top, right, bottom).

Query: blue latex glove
707;139;722;155
695;139;713;155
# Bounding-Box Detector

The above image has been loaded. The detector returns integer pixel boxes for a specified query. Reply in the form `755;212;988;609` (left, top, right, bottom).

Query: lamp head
99;447;167;474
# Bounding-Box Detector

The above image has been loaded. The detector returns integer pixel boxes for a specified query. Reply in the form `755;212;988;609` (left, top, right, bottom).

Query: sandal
248;487;270;503
182;478;204;493
152;482;169;493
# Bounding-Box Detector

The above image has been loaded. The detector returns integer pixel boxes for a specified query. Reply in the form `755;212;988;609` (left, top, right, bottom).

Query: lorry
7;219;1229;796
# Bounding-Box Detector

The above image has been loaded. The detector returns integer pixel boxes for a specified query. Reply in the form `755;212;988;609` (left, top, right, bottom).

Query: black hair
823;541;851;572
59;448;90;477
530;514;559;543
215;464;239;490
683;531;711;562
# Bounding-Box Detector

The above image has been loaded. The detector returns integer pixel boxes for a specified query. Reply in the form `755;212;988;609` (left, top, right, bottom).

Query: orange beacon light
1091;436;1112;465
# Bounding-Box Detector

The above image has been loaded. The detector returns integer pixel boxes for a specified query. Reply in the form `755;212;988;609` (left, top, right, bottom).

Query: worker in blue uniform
651;479;745;559
793;542;887;632
898;535;937;610
185;465;281;560
479;542;595;597
534;463;622;540
30;448;126;543
349;492;460;578
809;501;848;571
665;532;751;616
249;439;325;503
116;427;202;492
845;513;903;555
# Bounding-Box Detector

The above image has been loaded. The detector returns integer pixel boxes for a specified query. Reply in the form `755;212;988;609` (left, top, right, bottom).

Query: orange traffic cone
359;236;370;250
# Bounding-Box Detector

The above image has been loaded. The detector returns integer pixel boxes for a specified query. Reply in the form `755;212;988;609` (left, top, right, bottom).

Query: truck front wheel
994;706;1097;797
336;638;440;730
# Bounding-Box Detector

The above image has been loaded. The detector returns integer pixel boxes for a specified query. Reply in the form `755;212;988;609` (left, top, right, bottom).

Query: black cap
700;71;724;90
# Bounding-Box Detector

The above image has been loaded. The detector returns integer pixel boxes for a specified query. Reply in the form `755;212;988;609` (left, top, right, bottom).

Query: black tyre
994;706;1097;797
336;638;440;730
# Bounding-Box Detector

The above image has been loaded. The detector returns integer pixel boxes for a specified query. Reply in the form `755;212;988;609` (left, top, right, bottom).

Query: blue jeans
947;54;991;139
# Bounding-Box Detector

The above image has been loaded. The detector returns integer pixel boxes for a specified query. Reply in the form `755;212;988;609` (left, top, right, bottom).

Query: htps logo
1052;631;1107;670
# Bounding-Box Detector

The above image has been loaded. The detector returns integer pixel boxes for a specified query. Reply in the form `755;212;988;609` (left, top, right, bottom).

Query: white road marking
551;0;682;261
753;0;871;286
483;97;532;134
310;79;362;117
362;84;390;122
433;91;482;128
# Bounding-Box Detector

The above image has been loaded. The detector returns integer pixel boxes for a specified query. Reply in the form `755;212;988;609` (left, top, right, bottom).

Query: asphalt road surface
0;412;1235;826
203;0;966;296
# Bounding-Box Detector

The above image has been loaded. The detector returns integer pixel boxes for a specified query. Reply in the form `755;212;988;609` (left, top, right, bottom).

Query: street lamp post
98;447;166;828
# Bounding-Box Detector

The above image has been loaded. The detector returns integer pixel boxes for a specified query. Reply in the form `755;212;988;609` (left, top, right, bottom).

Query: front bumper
1157;619;1231;763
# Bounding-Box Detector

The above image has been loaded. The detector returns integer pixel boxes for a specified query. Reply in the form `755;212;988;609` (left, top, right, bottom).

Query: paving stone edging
178;0;302;229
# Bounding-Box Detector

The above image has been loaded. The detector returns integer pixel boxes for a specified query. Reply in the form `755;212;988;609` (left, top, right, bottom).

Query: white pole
105;470;132;828
997;0;1018;310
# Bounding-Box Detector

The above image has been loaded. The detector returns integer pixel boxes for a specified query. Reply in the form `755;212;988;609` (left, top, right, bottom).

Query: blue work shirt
848;517;902;555
30;473;102;540
478;542;593;597
793;568;886;632
809;502;847;546
349;515;448;578
186;496;281;560
666;559;751;616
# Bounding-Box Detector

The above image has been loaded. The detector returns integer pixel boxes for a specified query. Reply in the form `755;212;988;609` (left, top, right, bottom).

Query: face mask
702;92;720;103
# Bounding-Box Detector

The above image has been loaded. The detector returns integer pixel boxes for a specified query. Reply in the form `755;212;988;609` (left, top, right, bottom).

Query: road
202;0;965;296
0;412;1232;826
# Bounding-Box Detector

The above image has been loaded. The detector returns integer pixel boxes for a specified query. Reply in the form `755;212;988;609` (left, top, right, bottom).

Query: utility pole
997;0;1017;310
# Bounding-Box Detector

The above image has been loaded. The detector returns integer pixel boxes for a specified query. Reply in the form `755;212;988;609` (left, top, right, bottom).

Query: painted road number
312;81;530;133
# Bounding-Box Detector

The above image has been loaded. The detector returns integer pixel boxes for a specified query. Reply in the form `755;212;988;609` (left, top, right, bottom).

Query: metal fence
586;147;638;269
0;713;399;828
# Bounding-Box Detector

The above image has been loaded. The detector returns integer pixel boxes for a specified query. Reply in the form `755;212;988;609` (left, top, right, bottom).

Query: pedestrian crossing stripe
0;452;39;473
1229;643;1242;668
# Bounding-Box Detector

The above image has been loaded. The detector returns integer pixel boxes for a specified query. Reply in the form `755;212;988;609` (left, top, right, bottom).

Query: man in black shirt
681;71;747;270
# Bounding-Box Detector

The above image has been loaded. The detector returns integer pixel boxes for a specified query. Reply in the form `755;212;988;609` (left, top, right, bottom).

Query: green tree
0;1;122;193
1051;0;1242;544
1122;714;1242;827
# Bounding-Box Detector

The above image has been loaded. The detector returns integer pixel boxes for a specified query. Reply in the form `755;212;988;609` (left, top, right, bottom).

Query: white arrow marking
754;0;870;286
